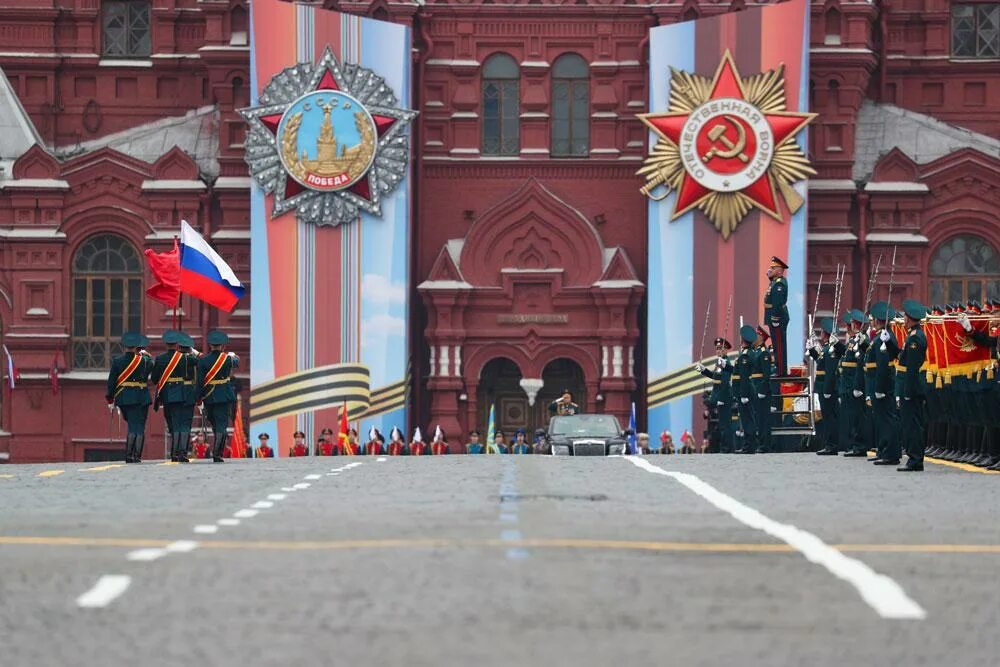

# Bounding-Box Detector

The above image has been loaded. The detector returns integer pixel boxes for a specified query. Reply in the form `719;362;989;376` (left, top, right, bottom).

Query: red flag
232;399;248;458
338;403;353;455
49;350;63;395
144;239;181;307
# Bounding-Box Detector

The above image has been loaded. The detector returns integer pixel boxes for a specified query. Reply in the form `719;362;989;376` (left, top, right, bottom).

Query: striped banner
248;1;412;455
645;0;810;439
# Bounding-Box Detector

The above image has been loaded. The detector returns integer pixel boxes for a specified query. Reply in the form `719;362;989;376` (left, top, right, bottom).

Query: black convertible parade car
546;414;630;456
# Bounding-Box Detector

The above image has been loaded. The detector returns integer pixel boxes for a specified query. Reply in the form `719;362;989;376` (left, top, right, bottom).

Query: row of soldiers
808;299;999;471
274;426;550;456
105;329;239;463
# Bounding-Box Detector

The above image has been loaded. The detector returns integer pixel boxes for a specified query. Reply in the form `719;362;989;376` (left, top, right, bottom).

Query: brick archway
419;178;644;437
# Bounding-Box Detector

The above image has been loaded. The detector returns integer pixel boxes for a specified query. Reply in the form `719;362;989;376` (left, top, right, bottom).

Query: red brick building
2;0;998;460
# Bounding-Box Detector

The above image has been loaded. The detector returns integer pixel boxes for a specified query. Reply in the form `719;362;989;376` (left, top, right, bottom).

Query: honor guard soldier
883;300;929;471
466;430;485;454
151;330;198;463
317;428;336;456
291;431;308;457
867;302;901;466
197;330;239;463
752;326;774;454
255;433;273;458
511;429;532;454
549;390;580;416
809;318;844;455
388;427;407;455
764;256;790;376
958;306;1000;470
176;332;201;462
839;309;870;458
365;427;384;455
696;337;735;453
106;331;153;463
431;426;449;455
409;427;428;456
491;429;509;454
734;325;759;453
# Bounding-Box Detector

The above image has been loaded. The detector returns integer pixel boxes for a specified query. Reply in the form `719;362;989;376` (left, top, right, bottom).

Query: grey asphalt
0;454;998;667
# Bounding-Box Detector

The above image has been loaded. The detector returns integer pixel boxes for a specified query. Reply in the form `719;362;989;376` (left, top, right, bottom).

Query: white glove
958;312;972;332
823;393;831;399
139;349;150;357
880;329;890;342
904;396;911;401
695;363;705;373
813;343;823;354
716;401;724;407
757;393;766;399
852;389;863;398
227;351;238;359
769;406;777;412
875;392;886;399
740;397;749;404
896;397;901;408
717;357;727;368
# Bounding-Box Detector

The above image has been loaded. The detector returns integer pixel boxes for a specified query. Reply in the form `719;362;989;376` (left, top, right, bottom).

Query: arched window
72;234;143;370
482;53;520;156
824;7;843;45
551;54;589;157
928;234;1000;305
230;4;248;46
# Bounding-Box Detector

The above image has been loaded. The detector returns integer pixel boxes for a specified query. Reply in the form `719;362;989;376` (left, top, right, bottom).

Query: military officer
365;427;385;455
175;332;200;462
532;428;550;454
549;390;580;416
752;326;774;454
255;433;274;458
151;330;199;463
734;325;759;454
696;337;734;453
764;256;790;376
197;330;239;463
466;430;485;455
490;429;509;454
431;426;449;455
867;302;902;466
840;309;870;458
106;331;154;463
409;427;428;456
808;317;843;455
880;300;928;471
511;429;532;454
958;303;1000;469
387;426;407;455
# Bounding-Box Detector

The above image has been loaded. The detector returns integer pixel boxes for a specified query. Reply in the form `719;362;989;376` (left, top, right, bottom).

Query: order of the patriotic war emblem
637;50;816;239
240;48;417;226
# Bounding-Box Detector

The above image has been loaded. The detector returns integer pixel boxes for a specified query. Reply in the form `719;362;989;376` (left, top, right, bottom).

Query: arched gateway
419;178;644;438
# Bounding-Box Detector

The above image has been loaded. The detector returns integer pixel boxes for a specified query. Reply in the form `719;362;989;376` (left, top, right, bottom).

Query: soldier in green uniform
175;332;200;463
734;325;759;454
883;300;929;471
808;317;843;454
752;326;774;454
105;331;153;463
696;337;734;453
197;330;239;463
151;331;200;463
764;256;790;376
842;309;871;457
867;302;901;465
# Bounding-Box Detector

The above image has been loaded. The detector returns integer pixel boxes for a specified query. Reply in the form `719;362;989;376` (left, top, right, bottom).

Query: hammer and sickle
701;115;749;164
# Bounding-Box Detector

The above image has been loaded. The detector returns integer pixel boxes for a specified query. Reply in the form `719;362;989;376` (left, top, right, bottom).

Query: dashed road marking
82;464;125;472
76;575;131;608
126;547;168;562
267;494;287;501
37;470;65;478
304;474;322;480
281;487;295;492
166;540;199;553
623;456;927;621
217;519;240;527
0;474;14;479
193;525;219;534
293;483;310;490
251;501;274;509
377;457;387;462
233;509;259;518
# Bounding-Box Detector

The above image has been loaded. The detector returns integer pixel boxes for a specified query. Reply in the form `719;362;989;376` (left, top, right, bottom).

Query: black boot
134;435;145;463
213;433;227;463
169;432;180;462
178;431;191;463
124;434;136;463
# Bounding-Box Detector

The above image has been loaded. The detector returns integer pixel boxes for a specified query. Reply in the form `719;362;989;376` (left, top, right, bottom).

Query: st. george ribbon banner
641;0;812;439
244;0;415;455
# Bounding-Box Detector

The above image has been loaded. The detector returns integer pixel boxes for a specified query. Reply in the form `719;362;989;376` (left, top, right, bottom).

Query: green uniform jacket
698;357;734;406
734;347;755;400
751;345;773;397
106;352;153;407
851;333;870;394
197;351;239;405
151;350;200;405
764;276;789;327
886;325;927;399
871;329;899;397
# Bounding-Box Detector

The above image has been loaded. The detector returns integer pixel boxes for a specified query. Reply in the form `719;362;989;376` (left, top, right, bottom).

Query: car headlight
608;443;625;455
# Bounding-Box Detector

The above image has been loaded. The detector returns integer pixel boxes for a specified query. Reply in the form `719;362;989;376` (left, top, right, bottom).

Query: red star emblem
257;69;398;203
638;50;814;222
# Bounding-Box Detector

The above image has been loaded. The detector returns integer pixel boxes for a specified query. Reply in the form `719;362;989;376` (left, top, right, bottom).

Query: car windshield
550;415;621;437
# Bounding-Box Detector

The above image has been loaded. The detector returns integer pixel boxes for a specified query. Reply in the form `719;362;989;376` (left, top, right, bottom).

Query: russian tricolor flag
180;220;245;313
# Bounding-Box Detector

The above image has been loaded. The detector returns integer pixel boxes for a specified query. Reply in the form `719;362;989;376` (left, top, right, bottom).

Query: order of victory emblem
240;48;417;226
637;51;816;239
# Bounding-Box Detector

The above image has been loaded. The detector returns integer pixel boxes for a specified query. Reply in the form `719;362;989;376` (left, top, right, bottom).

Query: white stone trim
430;346;437;377
145;231;180;241
612;345;623;378
602;346;609;378
0;228;67;239
591;112;618;118
454;346;462;377
520;60;550;69
520;112;550;118
198;45;250;52
807;232;859;242
449;148;480;156
810;47;874;54
417;280;473;290
593;279;643;288
99;59;153;68
141;179;207;191
451;112;479;119
26;307;49;316
808;179;857;192
520;148;549;154
1;178;70;190
440;345;450;378
628;346;635;378
865;232;930;244
2;332;68;339
425;58;480;67
864;181;930;193
590;60;640;68
211;229;251;240
213;176;252;190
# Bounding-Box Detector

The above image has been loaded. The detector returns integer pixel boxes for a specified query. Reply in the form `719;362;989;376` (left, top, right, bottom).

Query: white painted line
304;474;322;480
500;529;522;541
217;518;240;526
506;548;530;560
281;487;295;492
267;494;287;501
252;501;274;509
293;483;310;490
234;509;259;518
193;525;218;534
499;513;518;522
76;575;131;608
126;548;167;562
376;457;387;462
623;456;927;620
166;540;199;553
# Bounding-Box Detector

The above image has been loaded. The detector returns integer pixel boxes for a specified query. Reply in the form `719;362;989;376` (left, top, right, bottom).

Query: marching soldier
840;310;870;458
867;302;901;466
696;337;734;453
106;331;153;463
549;390;580;416
197;330;239;463
883;300;928;471
466;430;485;455
808;317;843;455
752;326;774;454
176;332;200;462
764;256;790;376
734;325;759;454
151;330;199;463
